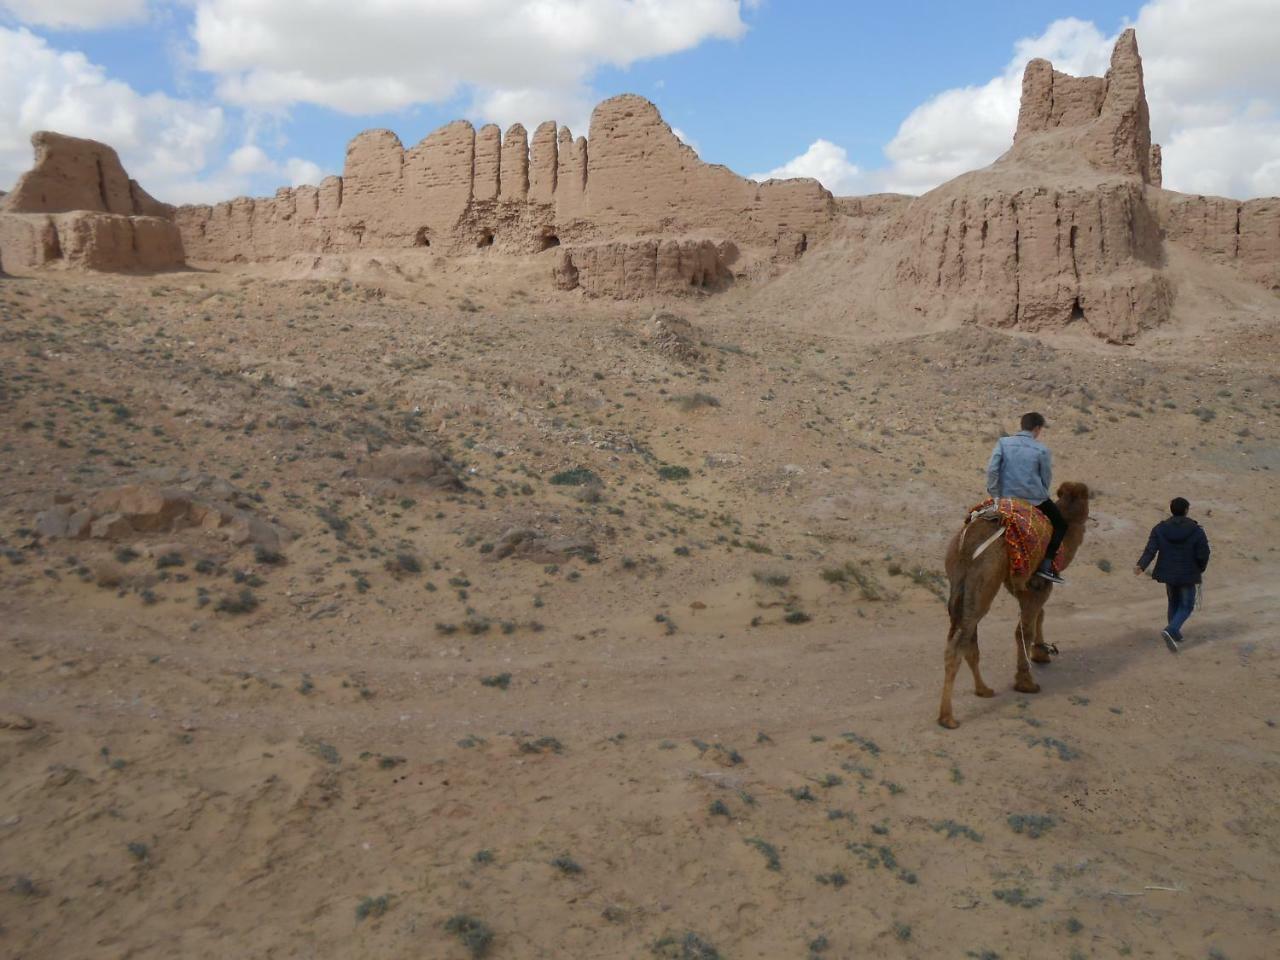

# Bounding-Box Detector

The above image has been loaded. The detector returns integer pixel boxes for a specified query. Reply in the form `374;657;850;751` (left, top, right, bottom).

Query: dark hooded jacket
1138;516;1210;585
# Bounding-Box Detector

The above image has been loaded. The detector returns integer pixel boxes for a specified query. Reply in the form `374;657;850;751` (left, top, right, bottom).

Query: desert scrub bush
518;736;564;754
155;551;184;569
550;855;583;875
708;799;731;818
840;731;881;757
993;887;1043;908
672;392;721;412
355;894;391;921
126;841;149;861
657;465;691;481
652;932;721;959
1007;813;1056;838
787;785;817;803
1025;735;1078;760
744;837;781;871
1193;406;1217;422
254;545;284;565
931;820;983;842
1096;558;1112;573
472;849;495;865
384;552;420;574
691;740;742;765
444;914;494;957
115;546;140;564
549;467;599;487
815;871;847;887
215;588;258;614
752;568;790;587
784;610;812;624
821;561;890;600
480;672;511;689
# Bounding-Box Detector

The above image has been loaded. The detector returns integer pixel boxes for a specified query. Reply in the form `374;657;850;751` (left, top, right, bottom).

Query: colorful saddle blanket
966;497;1063;578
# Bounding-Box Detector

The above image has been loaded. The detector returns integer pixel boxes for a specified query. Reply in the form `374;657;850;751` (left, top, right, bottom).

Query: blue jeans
1165;584;1197;640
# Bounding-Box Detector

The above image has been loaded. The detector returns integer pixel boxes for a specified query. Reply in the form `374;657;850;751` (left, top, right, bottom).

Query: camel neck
1058;506;1087;568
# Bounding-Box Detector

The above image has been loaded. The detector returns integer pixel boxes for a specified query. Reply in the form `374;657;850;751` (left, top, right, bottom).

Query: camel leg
1013;596;1041;694
1031;606;1055;661
962;637;995;698
938;627;965;729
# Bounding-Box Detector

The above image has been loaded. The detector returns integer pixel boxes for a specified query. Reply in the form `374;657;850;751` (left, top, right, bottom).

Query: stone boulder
36;480;288;552
491;528;597;563
354;446;465;492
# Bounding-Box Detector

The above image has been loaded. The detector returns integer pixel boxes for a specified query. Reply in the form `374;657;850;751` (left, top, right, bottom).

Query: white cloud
0;26;225;200
0;0;147;30
191;0;749;132
750;139;863;195
763;1;1280;200
470;85;592;141
227;143;273;175
671;127;700;153
284;156;323;187
0;27;333;204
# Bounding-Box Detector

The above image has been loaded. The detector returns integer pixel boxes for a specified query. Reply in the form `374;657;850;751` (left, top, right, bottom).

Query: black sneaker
1162;629;1180;654
1035;563;1065;585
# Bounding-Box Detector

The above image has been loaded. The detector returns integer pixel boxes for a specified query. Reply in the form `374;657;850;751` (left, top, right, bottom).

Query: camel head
1056;481;1090;524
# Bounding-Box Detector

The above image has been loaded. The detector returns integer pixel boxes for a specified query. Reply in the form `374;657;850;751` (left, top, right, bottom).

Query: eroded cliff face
175;95;835;270
1155;193;1280;291
885;29;1179;343
0;132;183;273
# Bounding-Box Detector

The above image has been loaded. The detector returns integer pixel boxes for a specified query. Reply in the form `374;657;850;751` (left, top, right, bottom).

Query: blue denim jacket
986;431;1052;502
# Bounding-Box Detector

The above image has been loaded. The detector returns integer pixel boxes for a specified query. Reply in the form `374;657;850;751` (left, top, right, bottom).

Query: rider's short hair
1170;497;1189;516
1020;412;1046;432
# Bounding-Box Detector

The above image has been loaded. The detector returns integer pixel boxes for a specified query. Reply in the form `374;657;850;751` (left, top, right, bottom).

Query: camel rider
985;412;1067;584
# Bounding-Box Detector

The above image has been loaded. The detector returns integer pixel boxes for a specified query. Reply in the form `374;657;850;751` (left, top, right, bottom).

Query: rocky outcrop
175;95;834;268
884;30;1175;342
553;239;734;298
2;131;171;217
37;479;288;552
0;132;183;273
353;445;465;494
1154;193;1280;291
1010;29;1156;184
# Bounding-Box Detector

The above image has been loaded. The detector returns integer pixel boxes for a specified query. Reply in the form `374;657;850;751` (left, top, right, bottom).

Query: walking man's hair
1170;497;1189;516
1020;411;1046;432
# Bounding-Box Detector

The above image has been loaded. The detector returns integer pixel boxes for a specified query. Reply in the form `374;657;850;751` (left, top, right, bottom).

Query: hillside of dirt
1;250;1277;959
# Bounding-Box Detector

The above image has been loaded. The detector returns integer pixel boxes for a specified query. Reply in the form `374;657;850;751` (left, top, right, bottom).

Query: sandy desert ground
1;251;1277;959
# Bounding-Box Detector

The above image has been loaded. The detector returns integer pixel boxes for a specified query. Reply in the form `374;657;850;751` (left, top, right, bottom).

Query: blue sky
2;1;1277;203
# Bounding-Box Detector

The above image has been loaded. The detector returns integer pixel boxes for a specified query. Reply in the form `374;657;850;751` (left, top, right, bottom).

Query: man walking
986;412;1067;584
1134;497;1211;653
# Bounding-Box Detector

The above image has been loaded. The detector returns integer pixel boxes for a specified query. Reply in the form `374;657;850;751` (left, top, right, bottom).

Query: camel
937;482;1090;729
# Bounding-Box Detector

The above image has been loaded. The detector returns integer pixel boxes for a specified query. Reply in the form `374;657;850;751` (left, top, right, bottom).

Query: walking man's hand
1132;565;1144;577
